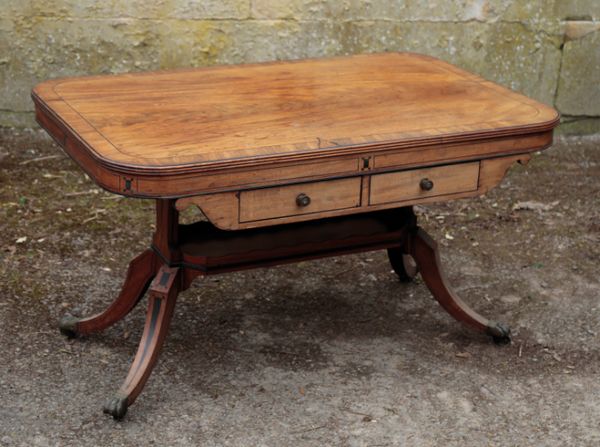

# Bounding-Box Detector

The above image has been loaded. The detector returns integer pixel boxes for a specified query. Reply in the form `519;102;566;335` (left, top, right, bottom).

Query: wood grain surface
239;177;361;222
369;161;479;205
33;52;558;177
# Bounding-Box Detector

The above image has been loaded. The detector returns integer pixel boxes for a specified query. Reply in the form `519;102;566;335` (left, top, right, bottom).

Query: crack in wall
553;33;566;110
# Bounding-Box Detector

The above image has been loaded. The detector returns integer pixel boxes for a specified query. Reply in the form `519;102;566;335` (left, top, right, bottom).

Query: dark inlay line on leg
159;271;170;287
127;299;162;386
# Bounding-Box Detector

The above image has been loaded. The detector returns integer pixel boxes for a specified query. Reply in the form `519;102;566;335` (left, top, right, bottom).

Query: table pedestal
59;199;510;420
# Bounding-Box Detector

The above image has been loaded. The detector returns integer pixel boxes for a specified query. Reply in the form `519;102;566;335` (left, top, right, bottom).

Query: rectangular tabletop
33;52;558;177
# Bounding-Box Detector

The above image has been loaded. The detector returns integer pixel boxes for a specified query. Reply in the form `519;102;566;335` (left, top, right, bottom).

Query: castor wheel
103;395;129;420
387;247;418;282
487;322;511;345
59;315;80;338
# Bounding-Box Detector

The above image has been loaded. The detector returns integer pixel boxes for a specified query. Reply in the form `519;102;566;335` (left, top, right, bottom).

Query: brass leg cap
59;315;80;338
103;395;128;420
487;322;511;345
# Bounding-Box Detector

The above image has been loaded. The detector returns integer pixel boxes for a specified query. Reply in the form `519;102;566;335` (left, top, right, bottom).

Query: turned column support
152;199;182;265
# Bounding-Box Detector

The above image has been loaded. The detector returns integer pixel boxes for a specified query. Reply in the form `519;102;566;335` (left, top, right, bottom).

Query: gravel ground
0;129;599;446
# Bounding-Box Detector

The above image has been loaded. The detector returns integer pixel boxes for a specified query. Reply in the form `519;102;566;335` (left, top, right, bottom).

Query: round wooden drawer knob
296;193;311;207
419;178;434;191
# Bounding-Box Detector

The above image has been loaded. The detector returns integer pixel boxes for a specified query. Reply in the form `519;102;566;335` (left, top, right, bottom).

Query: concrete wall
1;0;599;134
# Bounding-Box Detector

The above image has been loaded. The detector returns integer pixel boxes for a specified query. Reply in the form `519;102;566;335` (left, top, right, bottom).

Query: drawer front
240;177;362;222
369;162;479;205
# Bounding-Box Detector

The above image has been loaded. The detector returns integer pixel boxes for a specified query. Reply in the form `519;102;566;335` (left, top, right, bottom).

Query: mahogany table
32;53;559;420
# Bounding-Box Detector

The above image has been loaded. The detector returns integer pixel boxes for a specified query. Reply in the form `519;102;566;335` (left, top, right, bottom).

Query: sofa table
32;52;559;420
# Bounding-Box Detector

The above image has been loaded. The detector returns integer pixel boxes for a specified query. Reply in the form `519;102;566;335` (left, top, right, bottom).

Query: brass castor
58;315;80;339
103;395;128;420
487;322;511;345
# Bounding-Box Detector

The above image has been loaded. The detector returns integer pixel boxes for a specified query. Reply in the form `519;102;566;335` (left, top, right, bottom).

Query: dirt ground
0;128;599;446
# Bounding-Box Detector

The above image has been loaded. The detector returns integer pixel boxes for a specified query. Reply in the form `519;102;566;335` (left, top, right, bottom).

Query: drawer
369;162;479;205
240;177;362;222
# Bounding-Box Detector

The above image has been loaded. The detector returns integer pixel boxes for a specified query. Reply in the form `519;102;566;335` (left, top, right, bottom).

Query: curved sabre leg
407;228;511;345
103;265;180;420
59;249;159;338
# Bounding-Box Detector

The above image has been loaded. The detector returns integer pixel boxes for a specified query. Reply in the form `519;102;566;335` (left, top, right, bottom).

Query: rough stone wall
1;0;598;133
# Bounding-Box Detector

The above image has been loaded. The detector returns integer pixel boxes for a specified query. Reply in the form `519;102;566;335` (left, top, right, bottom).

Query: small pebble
480;386;495;400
